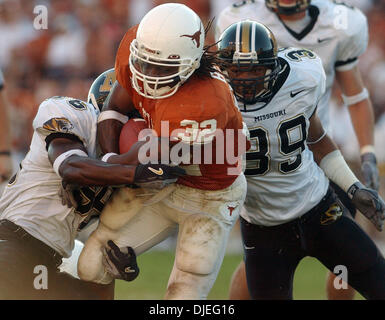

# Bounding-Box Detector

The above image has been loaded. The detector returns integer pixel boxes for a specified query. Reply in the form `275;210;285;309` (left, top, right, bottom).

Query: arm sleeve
335;6;368;71
33;99;92;148
306;54;326;119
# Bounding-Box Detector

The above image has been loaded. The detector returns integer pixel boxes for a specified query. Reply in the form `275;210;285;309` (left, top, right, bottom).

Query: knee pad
175;215;226;275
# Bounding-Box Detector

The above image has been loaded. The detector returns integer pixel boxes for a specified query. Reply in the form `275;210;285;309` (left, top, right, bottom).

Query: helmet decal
180;23;202;48
87;68;115;111
129;4;205;99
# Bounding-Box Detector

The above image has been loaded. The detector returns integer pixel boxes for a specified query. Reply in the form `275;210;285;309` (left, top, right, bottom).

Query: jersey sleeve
335;5;368;71
33;98;93;149
115;25;139;98
281;47;326;118
309;56;326;118
0;69;4;90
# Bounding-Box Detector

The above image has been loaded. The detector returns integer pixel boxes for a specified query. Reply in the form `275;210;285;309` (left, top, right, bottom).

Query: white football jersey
240;48;329;226
0;96;99;257
216;0;368;136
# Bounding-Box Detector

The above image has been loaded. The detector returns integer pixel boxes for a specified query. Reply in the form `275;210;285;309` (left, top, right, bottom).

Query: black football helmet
87;68;116;111
217;20;281;111
265;0;311;15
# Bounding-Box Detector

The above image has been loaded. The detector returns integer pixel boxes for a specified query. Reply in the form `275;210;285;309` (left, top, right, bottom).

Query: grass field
114;250;364;300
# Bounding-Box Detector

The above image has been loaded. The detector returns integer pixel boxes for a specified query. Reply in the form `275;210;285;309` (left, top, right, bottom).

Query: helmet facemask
265;0;311;15
226;54;281;107
217;21;281;111
129;39;201;99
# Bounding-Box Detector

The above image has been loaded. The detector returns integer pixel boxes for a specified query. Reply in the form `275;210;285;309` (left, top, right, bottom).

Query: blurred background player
215;19;385;300
0;68;13;187
0;69;183;299
216;0;380;300
78;3;248;300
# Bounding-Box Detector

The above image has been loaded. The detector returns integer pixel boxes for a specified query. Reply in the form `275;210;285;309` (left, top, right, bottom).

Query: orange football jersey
115;26;246;190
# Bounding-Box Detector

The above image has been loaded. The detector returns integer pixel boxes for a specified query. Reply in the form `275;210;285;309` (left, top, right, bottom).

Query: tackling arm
48;138;137;187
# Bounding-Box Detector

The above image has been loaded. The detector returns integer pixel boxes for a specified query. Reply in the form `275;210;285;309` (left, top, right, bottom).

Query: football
119;118;148;153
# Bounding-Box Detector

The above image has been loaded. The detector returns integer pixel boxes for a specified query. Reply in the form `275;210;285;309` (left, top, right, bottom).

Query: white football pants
78;173;247;300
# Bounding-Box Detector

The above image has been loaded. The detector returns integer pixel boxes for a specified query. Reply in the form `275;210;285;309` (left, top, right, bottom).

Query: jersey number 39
246;115;307;176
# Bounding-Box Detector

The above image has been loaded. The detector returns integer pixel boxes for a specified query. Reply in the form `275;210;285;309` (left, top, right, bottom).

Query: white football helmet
129;3;204;99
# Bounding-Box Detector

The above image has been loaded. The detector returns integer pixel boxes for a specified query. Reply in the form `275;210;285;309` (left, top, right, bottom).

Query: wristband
53;149;88;177
347;182;365;200
342;88;369;106
101;152;118;162
0;151;11;156
319;150;359;193
360;145;375;156
98;110;129;124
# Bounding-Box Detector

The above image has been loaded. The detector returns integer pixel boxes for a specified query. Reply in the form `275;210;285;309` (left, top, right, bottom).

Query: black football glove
361;152;380;191
348;182;385;231
134;163;186;189
102;240;139;282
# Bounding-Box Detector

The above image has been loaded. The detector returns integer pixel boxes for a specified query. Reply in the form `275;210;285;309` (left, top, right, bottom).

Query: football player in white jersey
0;69;185;299
215;20;385;300
0;69;13;185
216;0;379;299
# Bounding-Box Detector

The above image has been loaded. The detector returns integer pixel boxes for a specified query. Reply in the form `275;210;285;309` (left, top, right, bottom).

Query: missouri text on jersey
254;109;287;122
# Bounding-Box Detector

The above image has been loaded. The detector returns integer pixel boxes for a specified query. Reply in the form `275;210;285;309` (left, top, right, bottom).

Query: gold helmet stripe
241;20;251;53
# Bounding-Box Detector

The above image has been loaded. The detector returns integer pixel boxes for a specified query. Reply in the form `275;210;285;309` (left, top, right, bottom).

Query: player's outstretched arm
308;114;385;231
48;137;186;188
336;66;379;191
97;81;136;155
48;137;137;187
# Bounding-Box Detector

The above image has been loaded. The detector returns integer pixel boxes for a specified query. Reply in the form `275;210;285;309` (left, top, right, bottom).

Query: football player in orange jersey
77;3;249;299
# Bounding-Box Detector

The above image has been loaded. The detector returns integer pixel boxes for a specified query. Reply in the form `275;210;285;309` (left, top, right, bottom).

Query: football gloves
102;240;139;282
134;163;186;189
361;152;380;191
348;182;385;231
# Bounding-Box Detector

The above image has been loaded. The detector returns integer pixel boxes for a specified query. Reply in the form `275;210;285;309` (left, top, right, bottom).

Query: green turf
115;251;363;300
